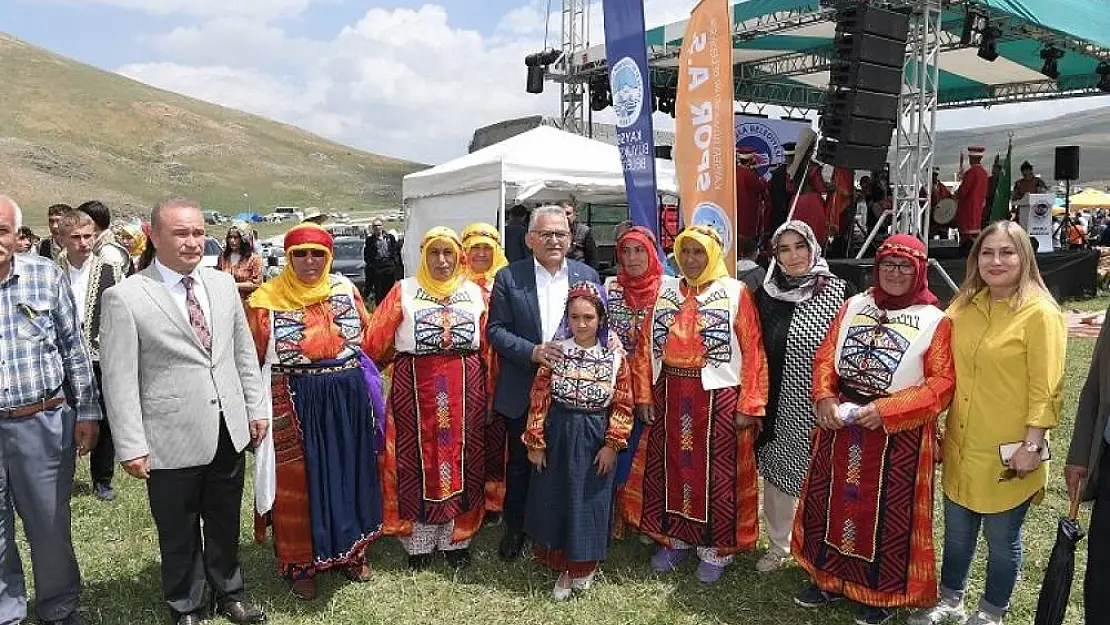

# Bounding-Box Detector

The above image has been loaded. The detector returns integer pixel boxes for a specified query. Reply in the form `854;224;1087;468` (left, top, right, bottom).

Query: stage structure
543;0;1110;251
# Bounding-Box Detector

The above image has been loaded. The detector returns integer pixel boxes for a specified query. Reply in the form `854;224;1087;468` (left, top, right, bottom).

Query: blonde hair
950;221;1054;310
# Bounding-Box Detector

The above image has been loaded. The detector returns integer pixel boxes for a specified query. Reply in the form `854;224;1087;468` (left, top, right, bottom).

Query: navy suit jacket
487;258;600;419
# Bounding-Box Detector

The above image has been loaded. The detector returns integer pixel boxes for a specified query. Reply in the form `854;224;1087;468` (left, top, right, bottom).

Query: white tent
401;125;677;274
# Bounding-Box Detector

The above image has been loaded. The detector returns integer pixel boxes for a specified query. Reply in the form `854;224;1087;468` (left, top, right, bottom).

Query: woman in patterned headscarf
461;222;510;520
791;234;955;625
624;225;769;584
366;227;489;571
248;223;386;600
752;221;853;573
523;281;634;600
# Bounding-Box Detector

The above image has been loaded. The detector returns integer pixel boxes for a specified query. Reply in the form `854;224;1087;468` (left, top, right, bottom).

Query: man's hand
855;404;884;431
1064;465;1088;498
815;398;844;431
635;404;655;425
528;448;546;471
594;446;617;476
249;419;269;448
531;342;564;367
75;421;100;456
123;456;151;480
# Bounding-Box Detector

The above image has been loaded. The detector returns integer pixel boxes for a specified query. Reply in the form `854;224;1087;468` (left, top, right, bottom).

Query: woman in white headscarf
751;221;853;572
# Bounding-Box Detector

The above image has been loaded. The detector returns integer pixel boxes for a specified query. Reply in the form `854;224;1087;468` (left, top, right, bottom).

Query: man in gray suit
100;198;269;625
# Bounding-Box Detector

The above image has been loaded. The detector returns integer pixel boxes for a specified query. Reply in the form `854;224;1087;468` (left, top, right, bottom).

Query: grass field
37;332;1096;625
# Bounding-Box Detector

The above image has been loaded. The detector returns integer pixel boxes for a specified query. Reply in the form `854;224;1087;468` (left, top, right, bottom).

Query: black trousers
369;264;397;305
1086;442;1110;624
90;363;114;486
147;419;246;619
502;416;531;533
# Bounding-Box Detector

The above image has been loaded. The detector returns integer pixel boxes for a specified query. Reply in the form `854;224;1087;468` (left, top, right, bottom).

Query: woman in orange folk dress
624;225;768;584
218;224;264;298
791;234;956;625
367;227;489;570
248;223;385;601
461;222;509;521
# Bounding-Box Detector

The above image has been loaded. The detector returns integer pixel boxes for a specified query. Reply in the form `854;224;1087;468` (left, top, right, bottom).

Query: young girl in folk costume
367;227;490;570
792;234;956;625
625;225;769;584
523;281;634;600
461;222;510;520
604;226;663;536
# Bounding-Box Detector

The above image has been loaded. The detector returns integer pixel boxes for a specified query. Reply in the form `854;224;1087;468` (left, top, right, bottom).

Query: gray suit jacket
1068;306;1110;501
99;264;267;470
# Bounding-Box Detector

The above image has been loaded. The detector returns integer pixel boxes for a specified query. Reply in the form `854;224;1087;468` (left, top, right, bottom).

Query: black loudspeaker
526;65;545;94
1055;145;1080;180
654;145;673;160
817;4;910;171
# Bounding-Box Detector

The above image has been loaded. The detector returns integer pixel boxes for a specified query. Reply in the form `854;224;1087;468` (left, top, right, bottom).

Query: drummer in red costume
955;146;989;248
735;146;770;240
919;169;954;238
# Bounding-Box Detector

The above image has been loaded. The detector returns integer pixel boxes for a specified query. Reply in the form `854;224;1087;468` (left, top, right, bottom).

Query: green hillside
0;32;425;227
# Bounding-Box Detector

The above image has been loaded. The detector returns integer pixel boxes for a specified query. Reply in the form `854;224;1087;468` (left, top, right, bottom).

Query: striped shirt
0;253;101;421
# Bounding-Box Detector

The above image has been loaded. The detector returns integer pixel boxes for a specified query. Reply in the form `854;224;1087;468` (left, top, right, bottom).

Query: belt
0;396;65;419
661;365;700;378
273;359;361;376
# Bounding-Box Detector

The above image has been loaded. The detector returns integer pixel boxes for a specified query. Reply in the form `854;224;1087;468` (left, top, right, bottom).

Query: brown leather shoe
342;562;372;582
219;600;266;624
291;577;318;600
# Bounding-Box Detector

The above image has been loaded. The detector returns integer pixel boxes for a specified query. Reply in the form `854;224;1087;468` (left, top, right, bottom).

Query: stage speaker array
1054;145;1080;180
817;5;910;171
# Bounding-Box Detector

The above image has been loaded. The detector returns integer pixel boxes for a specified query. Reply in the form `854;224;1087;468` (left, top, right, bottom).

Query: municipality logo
691;202;732;252
735;121;785;180
611;57;644;129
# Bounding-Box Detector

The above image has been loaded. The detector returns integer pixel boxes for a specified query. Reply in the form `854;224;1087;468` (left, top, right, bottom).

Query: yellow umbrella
1068;188;1110;210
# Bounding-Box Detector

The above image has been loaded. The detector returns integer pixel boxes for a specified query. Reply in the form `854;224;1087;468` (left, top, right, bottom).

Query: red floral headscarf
615;226;663;310
871;234;938;310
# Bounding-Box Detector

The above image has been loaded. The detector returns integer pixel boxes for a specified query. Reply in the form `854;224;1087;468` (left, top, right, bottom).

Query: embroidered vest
549;337;623;412
272;276;364;366
832;293;945;396
394;277;485;355
604;276;648;356
648;275;744;391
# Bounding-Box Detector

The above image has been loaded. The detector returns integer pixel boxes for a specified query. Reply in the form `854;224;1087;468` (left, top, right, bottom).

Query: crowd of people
1;191;1108;625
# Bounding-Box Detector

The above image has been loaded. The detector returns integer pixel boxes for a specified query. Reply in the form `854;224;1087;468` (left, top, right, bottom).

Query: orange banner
675;0;736;274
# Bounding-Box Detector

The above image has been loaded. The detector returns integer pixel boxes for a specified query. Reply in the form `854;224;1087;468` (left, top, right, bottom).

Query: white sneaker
963;611;1002;625
906;596;967;625
570;571;595;591
755;546;790;573
552;573;572;601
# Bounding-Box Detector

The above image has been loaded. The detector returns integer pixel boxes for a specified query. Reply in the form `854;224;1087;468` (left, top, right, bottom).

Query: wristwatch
1024;441;1043;453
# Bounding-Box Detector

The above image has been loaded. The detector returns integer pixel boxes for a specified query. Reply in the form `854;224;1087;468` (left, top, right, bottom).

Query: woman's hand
1008;445;1042;477
854;404;883;430
734;413;762;435
528;449;546;471
635;404;655;425
594;446;617;476
815;398;844;431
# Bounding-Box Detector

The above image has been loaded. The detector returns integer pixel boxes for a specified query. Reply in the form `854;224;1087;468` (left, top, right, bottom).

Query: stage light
523;49;564;95
961;6;988;46
977;26;999;61
1040;45;1064;79
1097;62;1110;92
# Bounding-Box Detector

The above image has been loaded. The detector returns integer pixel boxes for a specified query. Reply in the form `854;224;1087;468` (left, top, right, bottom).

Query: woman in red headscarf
248;224;386;600
791;235;956;625
604;226;663;534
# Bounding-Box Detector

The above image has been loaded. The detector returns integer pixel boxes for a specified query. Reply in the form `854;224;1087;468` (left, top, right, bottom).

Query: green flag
989;139;1012;221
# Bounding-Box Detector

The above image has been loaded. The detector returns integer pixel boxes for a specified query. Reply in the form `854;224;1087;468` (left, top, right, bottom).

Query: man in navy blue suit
487;204;600;560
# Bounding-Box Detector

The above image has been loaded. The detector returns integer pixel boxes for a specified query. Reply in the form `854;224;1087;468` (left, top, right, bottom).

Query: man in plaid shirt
0;195;101;625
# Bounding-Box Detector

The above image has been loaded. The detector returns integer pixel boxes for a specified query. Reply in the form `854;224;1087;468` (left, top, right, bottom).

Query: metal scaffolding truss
557;0;588;135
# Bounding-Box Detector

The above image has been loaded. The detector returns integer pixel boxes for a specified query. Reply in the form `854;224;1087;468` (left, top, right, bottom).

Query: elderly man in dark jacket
1065;314;1110;624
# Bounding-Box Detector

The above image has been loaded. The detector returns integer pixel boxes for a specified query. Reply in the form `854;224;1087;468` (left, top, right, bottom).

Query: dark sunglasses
290;249;327;259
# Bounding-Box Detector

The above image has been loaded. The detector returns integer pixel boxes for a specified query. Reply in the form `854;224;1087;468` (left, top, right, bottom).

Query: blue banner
603;0;659;243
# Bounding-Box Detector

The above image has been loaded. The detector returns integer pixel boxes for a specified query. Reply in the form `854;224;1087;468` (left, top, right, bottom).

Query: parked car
201;236;222;268
330;236;365;291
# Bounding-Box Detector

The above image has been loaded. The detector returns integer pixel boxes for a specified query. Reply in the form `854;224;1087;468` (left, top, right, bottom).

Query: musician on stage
736;146;770;240
955;146;989;251
1011;161;1048;202
919;168;954;238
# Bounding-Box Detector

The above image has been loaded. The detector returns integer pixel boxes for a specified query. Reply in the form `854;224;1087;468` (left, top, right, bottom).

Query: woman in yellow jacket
911;221;1066;625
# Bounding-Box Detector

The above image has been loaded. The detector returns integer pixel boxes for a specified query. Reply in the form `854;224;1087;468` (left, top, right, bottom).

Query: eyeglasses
290;249;327;259
533;230;571;242
877;261;915;275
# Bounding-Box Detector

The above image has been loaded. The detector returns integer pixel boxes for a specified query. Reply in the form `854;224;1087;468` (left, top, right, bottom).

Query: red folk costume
792;235;956;609
624;226;769;575
367;227;490;559
248;224;385;583
956;147;990;239
460;222;510;514
735;147;770;239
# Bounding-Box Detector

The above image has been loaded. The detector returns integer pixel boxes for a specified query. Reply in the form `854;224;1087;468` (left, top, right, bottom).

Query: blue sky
1;0;1106;164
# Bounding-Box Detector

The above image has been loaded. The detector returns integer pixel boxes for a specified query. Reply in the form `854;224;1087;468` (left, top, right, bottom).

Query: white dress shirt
66;259;92;325
155;259;212;327
534;257;570;342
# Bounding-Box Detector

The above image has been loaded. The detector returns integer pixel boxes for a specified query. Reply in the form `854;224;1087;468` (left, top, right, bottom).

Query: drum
933;197;958;224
